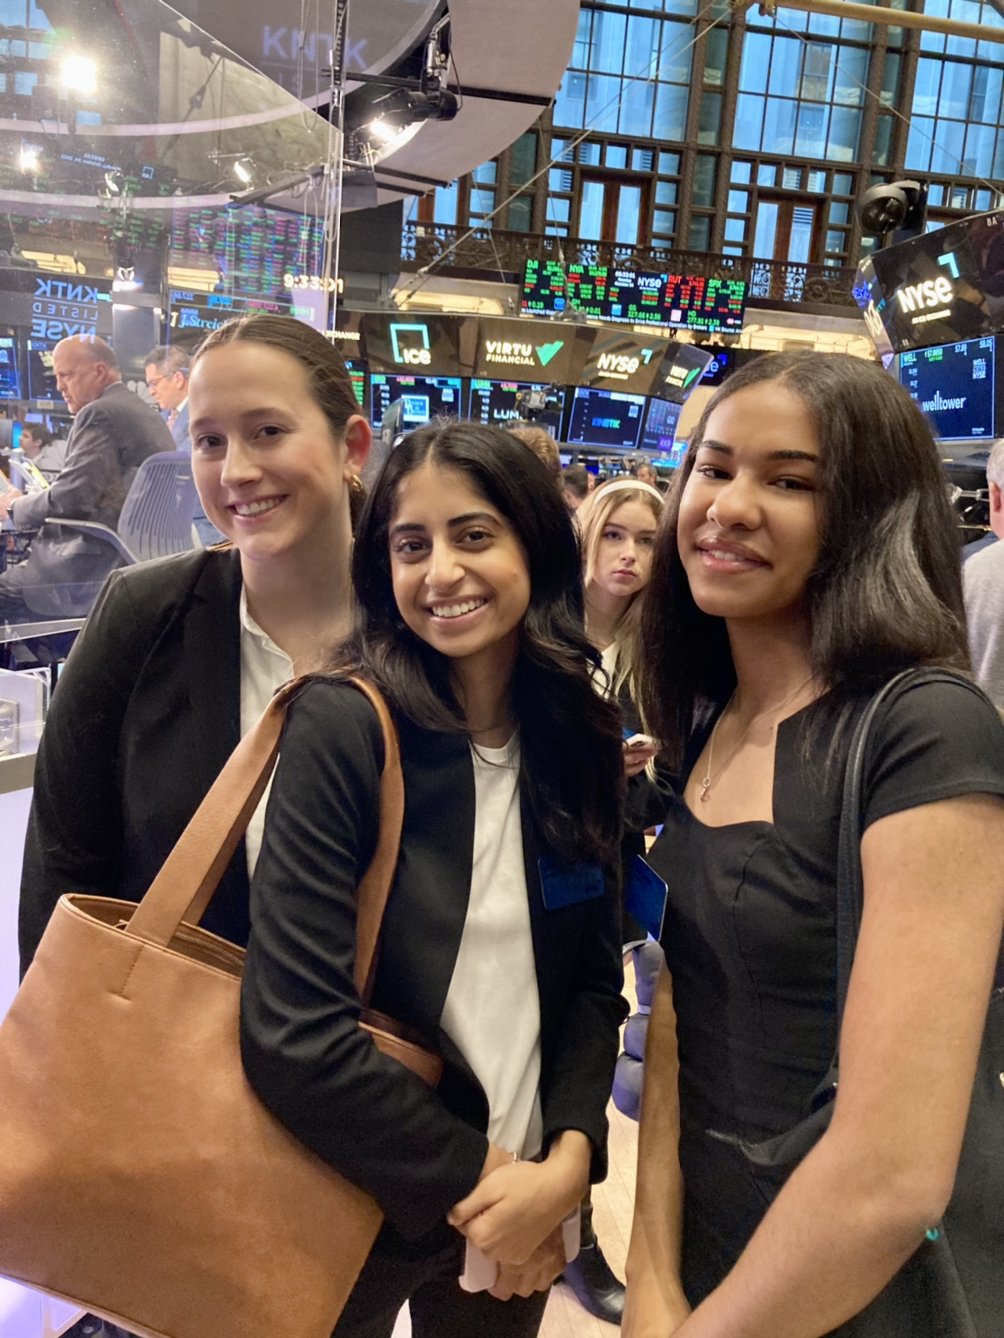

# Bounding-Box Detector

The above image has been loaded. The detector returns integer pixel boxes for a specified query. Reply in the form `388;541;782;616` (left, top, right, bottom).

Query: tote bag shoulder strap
125;674;403;1004
835;667;990;1025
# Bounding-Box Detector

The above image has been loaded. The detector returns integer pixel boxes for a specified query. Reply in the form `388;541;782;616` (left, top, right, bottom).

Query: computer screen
468;380;566;432
344;359;367;411
0;336;21;399
369;374;466;432
565;387;647;450
25;340;62;402
898;337;996;440
639;398;682;456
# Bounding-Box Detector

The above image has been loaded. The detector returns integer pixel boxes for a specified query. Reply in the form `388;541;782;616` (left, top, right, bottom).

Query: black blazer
19;547;247;974
240;679;628;1243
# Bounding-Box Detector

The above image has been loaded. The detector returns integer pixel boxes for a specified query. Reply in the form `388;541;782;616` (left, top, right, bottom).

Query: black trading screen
898;337;996;440
468;379;565;431
369;375;466;432
565;387;646;449
0;337;21;399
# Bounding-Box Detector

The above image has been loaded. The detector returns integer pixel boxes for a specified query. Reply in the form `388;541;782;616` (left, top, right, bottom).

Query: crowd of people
12;317;1004;1338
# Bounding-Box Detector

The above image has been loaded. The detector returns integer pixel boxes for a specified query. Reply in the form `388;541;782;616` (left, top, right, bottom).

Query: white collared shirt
238;586;294;875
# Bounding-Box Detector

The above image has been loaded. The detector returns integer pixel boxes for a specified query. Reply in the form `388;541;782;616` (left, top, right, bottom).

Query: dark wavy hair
338;421;624;866
192;314;367;526
639;350;970;767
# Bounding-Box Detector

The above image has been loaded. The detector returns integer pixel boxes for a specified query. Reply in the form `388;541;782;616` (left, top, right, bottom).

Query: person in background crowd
143;344;191;449
240;421;627;1338
963;534;1004;707
962;437;1004;559
624;350;1004;1337
0;335;173;623
561;476;666;1325
19;422;67;478
144;342;221;545
508;422;561;482
633;461;658;489
562;463;591;512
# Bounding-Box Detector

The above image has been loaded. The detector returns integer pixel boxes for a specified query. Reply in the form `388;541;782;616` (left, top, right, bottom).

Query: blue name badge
626;856;669;941
538;856;606;911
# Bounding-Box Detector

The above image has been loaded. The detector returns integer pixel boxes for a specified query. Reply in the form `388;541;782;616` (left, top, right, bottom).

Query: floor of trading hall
392;964;640;1338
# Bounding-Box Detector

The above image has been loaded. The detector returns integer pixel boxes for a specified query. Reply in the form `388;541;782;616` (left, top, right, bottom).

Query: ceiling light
18;144;41;174
365;118;402;145
233;157;254;186
60;54;98;96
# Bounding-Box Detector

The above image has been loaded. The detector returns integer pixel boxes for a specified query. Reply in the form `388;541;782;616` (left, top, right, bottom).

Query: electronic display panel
565;387;646;450
468;380;566;432
361;314;467;377
170;206;324;302
26;340;62;402
473;316;582;384
521;259;748;334
344;359;367;411
369;374;466;432
639;398;682;457
167;289;291;335
655;343;714;403
898;337;996;440
579;329;672;395
0;337;21;399
862;210;1004;354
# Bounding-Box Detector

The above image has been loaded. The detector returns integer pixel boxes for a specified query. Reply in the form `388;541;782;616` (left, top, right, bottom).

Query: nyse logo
390;323;432;367
895;276;953;315
598;353;641;376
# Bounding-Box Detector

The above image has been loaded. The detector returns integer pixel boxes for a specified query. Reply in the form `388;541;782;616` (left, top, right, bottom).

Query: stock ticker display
521;259;747;334
169;206;323;297
167;289;292;334
898;337;997;440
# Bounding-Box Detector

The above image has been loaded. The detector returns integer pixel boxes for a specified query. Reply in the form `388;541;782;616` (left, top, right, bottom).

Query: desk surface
0;751;35;795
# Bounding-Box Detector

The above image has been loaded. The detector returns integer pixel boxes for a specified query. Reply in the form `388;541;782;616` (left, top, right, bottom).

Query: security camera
859;180;928;245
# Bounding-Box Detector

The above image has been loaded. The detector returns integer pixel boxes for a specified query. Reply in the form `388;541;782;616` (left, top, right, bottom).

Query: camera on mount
514;386;562;422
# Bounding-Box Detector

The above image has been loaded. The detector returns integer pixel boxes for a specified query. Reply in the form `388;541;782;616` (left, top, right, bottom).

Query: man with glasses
143;345;191;449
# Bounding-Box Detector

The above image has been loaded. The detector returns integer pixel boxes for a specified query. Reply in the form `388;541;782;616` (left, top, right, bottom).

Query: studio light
18;144;41;174
60;54;98;96
366;117;402;145
233;157;255;186
859;180;928;245
103;170;121;195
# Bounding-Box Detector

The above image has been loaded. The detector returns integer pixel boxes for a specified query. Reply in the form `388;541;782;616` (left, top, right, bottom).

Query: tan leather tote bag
0;676;441;1338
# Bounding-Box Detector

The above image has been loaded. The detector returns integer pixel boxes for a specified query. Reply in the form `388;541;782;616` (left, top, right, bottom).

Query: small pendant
699;777;711;802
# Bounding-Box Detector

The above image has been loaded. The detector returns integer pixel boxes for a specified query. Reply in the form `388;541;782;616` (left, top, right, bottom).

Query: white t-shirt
238;588;293;876
440;736;543;1159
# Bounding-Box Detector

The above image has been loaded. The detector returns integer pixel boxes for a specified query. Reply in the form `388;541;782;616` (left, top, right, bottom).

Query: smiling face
388;460;531;678
188;342;366;568
677;382;822;631
590;497;659;605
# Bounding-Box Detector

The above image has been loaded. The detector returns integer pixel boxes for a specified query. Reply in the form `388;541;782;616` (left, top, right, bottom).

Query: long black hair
339;421;624;866
639;350;970;767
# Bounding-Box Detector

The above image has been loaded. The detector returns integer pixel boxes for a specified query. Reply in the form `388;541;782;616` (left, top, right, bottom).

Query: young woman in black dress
623;351;1004;1337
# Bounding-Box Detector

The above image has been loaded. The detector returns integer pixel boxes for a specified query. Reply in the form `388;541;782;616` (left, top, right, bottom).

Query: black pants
333;1237;550;1338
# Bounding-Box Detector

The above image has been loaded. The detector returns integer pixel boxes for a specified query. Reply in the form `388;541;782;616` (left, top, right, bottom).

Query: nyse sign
26;279;108;340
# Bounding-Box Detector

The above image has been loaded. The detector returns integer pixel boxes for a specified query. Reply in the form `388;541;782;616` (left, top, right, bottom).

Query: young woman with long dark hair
623;351;1004;1337
239;422;628;1337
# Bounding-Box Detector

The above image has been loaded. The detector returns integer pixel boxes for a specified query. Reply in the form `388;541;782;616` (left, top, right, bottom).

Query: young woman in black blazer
239;422;628;1337
18;315;371;969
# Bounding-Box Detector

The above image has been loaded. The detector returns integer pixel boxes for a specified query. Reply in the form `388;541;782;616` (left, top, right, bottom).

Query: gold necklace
699;675;815;803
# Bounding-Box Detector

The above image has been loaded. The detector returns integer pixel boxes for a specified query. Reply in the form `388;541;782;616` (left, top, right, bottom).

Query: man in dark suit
0;334;173;622
143;343;190;449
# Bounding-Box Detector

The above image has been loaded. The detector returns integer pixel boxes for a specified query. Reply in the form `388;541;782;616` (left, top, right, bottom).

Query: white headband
596;478;665;505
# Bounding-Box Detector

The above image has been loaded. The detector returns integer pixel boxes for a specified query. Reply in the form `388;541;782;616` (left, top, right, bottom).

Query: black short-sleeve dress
645;678;1004;1320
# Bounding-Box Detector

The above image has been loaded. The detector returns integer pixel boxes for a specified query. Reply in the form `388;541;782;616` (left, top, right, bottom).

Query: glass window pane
740;32;773;93
829;201;849;225
547;198;570;223
698;92;722;145
783;166;804;188
470;187;495;217
733;94;765;151
825;229;847;253
753;202;779;258
693;155;717;206
633;148;655;171
656;180;678;205
764;97;796;154
832;45;867;105
508;196;533;232
659;151;681;174
616;185;643;245
591;11;628;73
939;62;972;118
550;166;573;193
433;182;459;226
789;207;815;263
927;183;946;206
653;82;688;140
586;74;621;133
728;189;749;213
619;80;655;137
930;118;965;174
757;163;778;187
509;136;535;187
732;160;753;184
795;103;830;158
704;28;728;86
653;209;677;234
578;141;601;166
833;171;853;194
579;181;605;240
768;35;802;96
807;169;827;192
473;161;498;186
605;144;628;169
626;15;657;75
554;72;587;128
828;106;861;162
657;26;694;83
964;122;997;176
688;216;712;250
880;53;902;108
664;0;699;15
724;217;747;242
